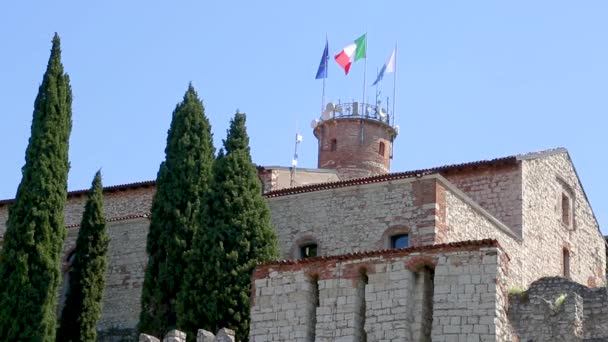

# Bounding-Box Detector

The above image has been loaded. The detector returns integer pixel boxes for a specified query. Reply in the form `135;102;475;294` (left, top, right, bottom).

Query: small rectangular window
301;244;318;258
391;234;409;249
379;142;385;157
561;193;571;227
563;249;570;278
330;139;337;152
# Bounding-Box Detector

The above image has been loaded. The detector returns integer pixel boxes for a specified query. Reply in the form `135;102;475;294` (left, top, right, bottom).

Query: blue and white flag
372;48;396;86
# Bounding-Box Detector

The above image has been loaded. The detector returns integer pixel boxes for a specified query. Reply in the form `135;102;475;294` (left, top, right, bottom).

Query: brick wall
250;241;509;342
313;118;396;180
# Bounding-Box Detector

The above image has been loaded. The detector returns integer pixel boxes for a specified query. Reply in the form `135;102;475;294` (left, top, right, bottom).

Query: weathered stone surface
139;333;160;342
197;329;215;342
0;148;605;340
250;244;507;341
163;329;186;342
215;328;235;342
509;277;608;341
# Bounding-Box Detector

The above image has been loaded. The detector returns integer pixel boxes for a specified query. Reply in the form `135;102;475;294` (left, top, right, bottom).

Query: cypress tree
0;33;72;341
139;84;215;337
177;112;279;341
56;171;109;342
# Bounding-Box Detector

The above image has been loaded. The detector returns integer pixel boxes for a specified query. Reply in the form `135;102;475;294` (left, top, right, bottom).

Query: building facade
0;105;605;340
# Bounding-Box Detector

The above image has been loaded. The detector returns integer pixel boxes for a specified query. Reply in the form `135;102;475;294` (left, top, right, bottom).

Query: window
379;142;385;157
330;139;337;152
390;234;409;249
561;193;571;227
300;243;318;258
563;248;570;278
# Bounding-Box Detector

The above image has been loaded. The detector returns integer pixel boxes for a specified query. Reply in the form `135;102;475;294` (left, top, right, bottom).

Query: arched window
300;243;318;259
330;139;337;152
379;142;385;157
391;234;409;249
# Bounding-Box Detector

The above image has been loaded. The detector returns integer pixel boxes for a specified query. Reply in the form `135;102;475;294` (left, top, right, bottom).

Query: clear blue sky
1;2;606;234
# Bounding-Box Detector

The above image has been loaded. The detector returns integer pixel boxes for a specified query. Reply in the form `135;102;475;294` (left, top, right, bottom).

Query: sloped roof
0;148;567;204
265;148;567;198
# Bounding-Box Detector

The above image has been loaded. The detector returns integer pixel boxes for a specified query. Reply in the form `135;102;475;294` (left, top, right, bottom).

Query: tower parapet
313;101;398;180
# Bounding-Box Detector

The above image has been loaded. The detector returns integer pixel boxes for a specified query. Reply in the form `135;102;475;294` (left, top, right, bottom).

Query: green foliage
508;286;526;296
552;293;568;313
177;112;279;342
139;85;216;337
0;33;72;342
56;171;109;342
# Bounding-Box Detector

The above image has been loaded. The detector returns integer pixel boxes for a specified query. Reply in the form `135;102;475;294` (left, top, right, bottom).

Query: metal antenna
290;133;303;187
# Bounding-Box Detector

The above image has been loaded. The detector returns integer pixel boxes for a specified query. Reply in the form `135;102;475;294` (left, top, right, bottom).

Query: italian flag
334;33;367;75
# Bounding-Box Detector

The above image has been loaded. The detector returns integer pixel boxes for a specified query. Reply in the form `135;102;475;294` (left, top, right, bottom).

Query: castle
0;100;606;341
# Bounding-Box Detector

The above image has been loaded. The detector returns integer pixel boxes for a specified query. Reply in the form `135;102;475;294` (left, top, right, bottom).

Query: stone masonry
250;240;509;341
509;277;608;341
0;147;605;340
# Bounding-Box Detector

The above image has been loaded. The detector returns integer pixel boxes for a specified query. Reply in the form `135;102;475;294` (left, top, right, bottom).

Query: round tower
313;101;398;180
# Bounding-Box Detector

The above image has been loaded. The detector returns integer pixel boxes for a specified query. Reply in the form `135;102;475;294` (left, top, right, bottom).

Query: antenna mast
290;133;303;187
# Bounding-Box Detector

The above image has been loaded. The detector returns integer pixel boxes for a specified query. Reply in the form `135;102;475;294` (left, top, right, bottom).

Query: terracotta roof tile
0;180;156;206
259;239;501;267
264;155;518;198
65;213;149;229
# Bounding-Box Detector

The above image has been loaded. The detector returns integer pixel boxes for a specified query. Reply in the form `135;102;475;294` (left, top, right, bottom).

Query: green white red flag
334;34;367;75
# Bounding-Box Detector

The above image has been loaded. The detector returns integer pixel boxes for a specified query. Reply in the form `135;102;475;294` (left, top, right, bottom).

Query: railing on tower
320;101;393;126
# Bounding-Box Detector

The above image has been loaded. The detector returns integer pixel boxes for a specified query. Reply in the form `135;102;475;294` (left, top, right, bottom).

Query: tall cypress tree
139;84;215;337
57;171;109;342
0;33;72;342
177;112;279;341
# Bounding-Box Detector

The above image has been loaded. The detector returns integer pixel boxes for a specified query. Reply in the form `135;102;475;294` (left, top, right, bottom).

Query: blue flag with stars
315;40;329;79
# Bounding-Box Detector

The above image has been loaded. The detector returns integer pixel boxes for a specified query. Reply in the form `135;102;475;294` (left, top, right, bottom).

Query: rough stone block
140;334;161;342
197;329;215;342
163;329;187;342
215;328;236;342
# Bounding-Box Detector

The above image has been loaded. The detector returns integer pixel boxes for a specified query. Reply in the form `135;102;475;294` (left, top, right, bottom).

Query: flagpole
321;34;328;114
362;32;368;109
392;44;397;127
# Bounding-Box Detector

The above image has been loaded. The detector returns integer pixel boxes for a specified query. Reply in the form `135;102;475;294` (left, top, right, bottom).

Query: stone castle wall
266;176;444;259
520;153;606;288
60;216;150;338
0;184;154;235
443;163;522;236
250;241;510;341
0;186;154;339
509;277;608;341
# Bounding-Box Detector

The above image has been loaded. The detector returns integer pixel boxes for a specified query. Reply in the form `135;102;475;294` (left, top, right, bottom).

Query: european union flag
315;40;329;79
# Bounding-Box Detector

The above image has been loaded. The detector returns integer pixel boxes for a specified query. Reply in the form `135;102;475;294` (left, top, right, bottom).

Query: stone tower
313;101;398;180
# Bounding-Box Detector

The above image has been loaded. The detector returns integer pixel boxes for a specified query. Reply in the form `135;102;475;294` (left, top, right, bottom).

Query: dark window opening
563;248;570;278
301;244;318;259
379;142;385;157
330;139;337;151
356;268;368;342
391;234;409;249
561;193;571;226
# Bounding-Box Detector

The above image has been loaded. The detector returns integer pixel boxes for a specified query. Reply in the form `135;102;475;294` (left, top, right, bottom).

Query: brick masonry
313;117;397;180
